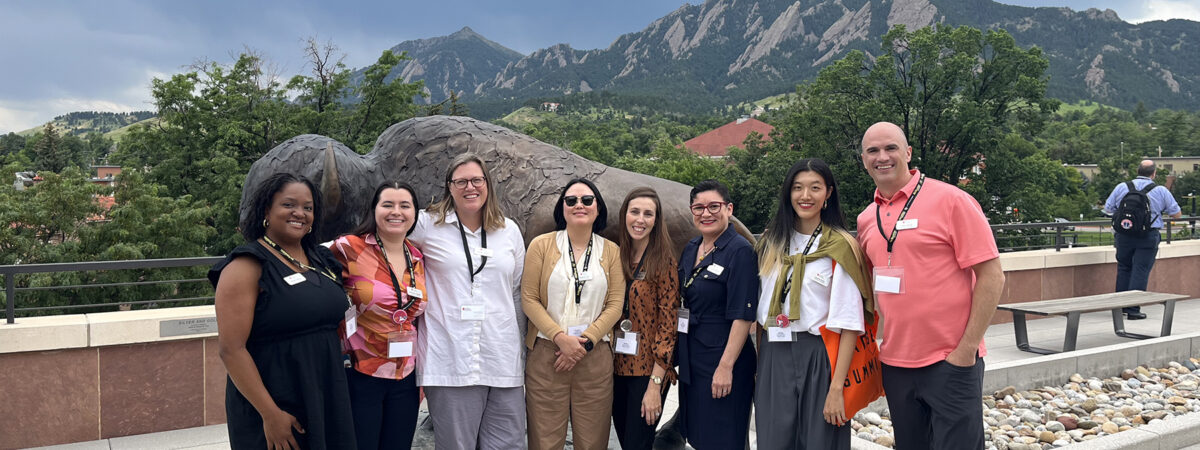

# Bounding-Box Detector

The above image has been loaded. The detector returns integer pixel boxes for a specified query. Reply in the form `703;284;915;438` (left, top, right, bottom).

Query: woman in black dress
675;179;758;449
210;173;356;450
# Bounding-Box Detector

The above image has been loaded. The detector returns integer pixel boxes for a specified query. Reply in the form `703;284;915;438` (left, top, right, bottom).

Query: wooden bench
996;290;1190;355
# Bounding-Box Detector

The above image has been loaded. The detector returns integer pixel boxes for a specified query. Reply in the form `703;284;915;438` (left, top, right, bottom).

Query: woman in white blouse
407;153;527;450
752;159;873;450
521;178;625;450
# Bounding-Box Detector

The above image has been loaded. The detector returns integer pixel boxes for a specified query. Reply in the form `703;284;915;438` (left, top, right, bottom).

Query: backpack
1112;181;1157;236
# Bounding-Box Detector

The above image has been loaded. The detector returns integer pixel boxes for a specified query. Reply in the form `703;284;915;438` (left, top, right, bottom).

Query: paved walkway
35;300;1200;450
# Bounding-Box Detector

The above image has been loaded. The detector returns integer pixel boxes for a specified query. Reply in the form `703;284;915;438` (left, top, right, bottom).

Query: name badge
460;304;486;321
812;272;830;287
406;286;423;299
706;264;724;276
676;308;690;333
578;272;593;281
284;273;306;285
344;306;357;338
472;247;494;257
615;332;638;355
767;327;794;342
567;324;588;337
873;267;904;294
387;330;416;358
896;219;918;230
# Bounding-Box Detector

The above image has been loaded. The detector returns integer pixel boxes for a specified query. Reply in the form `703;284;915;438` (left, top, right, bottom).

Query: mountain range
365;0;1200;117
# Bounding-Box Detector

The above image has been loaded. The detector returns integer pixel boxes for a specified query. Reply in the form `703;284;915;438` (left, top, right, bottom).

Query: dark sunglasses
564;195;595;207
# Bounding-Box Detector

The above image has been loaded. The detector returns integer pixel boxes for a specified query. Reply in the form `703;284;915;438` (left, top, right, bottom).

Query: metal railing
1;257;222;324
2;217;1198;323
991;216;1199;252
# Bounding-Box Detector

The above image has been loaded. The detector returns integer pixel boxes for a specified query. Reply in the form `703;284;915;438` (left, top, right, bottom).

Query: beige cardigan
521;231;626;350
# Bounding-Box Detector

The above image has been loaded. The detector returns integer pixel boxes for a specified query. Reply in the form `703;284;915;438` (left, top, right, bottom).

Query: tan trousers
525;338;614;450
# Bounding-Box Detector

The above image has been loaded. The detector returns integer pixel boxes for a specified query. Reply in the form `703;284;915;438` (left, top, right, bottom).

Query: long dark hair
241;172;324;250
553;178;608;233
617;187;674;280
755;158;847;275
349;181;421;238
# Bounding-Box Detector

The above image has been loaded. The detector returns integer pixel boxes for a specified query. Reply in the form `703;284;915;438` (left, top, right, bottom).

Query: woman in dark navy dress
675;179;759;449
210;173;356;450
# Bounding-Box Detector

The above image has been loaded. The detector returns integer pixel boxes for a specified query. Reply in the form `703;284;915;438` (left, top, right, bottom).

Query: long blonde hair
426;153;507;231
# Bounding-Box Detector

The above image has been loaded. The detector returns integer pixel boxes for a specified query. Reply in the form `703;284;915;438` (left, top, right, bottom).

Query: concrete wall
994;240;1200;324
0;307;225;449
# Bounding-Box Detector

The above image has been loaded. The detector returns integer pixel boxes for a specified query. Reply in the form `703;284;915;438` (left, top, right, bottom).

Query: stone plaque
159;317;218;337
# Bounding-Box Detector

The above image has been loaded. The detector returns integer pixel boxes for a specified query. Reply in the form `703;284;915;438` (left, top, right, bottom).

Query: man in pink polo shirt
856;122;1005;449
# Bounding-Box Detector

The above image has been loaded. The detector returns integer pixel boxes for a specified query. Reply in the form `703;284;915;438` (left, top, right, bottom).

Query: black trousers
1115;230;1160;314
346;368;420;450
612;374;668;450
881;358;984;450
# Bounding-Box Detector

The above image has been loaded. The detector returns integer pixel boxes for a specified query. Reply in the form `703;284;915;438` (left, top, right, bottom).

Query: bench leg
1012;312;1059;355
1113;308;1156;340
1161;300;1176;337
1063;312;1081;352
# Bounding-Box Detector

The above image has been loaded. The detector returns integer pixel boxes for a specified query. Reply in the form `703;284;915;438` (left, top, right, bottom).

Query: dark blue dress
676;226;759;449
208;242;357;450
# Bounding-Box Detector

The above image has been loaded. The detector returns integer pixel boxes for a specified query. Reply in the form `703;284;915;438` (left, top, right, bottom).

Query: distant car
1053;217;1075;231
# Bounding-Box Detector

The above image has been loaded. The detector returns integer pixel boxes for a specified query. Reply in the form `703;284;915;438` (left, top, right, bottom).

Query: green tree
343;50;425;152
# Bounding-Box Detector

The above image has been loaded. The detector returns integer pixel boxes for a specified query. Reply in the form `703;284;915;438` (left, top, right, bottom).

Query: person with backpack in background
1104;160;1183;320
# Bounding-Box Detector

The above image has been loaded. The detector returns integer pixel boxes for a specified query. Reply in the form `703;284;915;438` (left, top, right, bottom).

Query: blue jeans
1115;230;1161;314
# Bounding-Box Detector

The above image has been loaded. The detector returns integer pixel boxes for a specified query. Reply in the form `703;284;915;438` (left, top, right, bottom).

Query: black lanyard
875;174;925;261
262;236;337;282
623;252;646;319
779;223;822;300
567;235;594;304
377;235;418;312
680;245;717;308
457;220;488;282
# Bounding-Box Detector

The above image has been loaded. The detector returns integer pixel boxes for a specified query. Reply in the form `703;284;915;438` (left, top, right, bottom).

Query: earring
822;203;828;210
263;219;269;228
306;227;313;235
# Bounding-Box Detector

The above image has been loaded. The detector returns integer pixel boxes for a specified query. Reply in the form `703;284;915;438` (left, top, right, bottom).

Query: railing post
1055;225;1063;252
1165;220;1172;245
5;270;14;324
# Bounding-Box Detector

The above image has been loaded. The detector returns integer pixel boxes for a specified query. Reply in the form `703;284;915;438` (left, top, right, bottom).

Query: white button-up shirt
409;210;527;387
756;231;865;336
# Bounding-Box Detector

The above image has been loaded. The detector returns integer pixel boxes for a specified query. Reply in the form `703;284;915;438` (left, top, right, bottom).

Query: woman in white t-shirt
752;158;873;450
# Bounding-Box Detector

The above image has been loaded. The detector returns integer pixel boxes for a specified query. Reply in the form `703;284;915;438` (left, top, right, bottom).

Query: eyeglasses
449;177;486;189
564;195;595;207
690;201;728;216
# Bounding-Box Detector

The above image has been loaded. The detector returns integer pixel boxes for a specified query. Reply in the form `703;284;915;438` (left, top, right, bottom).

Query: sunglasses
564;195;595;207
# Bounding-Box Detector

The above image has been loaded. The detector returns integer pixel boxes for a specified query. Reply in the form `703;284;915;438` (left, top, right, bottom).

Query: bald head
860;121;914;197
861;122;908;151
1137;160;1156;178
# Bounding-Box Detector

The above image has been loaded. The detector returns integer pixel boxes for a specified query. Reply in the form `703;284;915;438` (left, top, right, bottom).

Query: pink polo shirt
856;170;999;368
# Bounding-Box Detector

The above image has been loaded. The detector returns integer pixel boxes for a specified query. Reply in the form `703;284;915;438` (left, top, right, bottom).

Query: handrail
1;257;222;324
2;218;1197;323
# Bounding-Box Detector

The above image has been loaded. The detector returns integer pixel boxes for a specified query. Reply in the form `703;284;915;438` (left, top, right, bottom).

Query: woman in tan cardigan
521;178;625;450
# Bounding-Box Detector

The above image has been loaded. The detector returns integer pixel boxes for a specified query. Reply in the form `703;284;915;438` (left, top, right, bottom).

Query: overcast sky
2;0;1197;134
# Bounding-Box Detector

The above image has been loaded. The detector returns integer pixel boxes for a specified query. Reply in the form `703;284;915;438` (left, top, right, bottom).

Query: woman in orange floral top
612;187;680;450
331;181;427;450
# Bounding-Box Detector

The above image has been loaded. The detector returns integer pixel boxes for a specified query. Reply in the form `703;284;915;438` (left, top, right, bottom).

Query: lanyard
262;236;337;282
778;223;822;300
457;220;488;282
567;235;594;304
376;235;418;312
623;251;646;319
875;174;925;266
679;245;717;308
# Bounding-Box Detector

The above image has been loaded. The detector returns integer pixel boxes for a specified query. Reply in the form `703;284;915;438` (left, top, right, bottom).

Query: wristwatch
582;338;594;352
650;375;663;385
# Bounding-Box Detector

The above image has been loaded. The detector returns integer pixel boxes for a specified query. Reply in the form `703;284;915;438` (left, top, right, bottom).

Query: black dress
675;226;759;449
208;242;356;450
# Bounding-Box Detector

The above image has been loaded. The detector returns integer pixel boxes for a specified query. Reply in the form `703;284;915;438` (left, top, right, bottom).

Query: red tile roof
683;118;774;157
